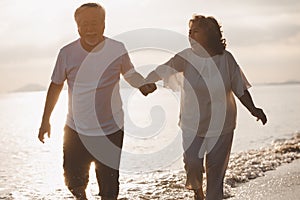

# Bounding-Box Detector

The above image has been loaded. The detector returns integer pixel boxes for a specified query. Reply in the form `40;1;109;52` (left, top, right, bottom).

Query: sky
0;0;300;93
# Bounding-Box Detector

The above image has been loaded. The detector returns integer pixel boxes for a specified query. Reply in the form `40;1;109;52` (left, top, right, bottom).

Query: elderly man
38;3;156;200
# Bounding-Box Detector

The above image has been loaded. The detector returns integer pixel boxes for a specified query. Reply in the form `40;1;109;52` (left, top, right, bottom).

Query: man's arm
120;51;157;96
145;71;162;83
123;69;145;88
238;90;267;125
38;82;64;143
123;70;157;96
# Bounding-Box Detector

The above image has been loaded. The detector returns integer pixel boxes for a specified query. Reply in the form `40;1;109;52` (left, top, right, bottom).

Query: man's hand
139;83;157;96
38;121;51;143
251;107;267;125
37;82;63;143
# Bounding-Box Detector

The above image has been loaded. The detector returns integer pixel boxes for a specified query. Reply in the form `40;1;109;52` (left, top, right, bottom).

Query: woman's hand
251;107;267;125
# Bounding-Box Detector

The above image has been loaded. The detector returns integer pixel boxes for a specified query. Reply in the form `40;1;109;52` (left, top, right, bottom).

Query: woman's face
189;23;208;51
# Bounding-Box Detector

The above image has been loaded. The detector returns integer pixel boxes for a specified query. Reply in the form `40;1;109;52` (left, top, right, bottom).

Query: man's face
77;8;105;48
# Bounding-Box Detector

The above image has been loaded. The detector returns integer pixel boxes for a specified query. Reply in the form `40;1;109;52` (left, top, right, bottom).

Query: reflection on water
0;84;299;199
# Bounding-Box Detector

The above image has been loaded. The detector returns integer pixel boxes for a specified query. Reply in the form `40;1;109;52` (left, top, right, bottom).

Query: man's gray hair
74;3;105;24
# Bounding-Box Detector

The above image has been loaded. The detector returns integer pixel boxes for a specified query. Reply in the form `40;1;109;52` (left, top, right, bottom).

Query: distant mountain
273;81;300;85
11;84;47;93
11;80;300;93
254;81;300;86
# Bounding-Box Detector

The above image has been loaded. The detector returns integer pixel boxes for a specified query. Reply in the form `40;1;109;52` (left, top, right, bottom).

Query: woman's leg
182;133;206;199
205;133;233;200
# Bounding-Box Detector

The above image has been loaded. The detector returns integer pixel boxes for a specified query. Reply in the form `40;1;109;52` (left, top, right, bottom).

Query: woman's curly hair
189;15;226;55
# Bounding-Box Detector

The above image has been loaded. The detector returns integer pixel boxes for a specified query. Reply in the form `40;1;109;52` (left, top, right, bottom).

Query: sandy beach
117;133;300;200
229;159;300;200
1;131;298;200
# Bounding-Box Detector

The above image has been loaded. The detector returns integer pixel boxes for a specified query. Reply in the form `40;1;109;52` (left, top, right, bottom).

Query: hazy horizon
1;0;300;93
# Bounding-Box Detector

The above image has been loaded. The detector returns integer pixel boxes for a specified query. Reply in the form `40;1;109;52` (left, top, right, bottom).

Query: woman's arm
238;90;267;125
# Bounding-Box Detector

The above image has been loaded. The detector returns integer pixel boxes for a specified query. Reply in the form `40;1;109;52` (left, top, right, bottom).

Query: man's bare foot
194;188;205;200
70;186;87;200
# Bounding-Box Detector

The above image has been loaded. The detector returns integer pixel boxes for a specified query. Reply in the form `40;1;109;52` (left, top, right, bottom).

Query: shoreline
225;132;300;199
118;133;300;199
229;159;300;200
0;134;298;199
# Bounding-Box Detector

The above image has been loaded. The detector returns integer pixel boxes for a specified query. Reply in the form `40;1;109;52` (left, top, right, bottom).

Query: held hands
139;83;157;96
251;108;267;125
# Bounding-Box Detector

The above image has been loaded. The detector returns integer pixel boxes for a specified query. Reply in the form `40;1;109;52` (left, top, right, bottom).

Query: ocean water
0;84;299;199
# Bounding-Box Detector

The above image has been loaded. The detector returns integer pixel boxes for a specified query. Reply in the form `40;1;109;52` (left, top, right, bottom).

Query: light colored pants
182;132;233;200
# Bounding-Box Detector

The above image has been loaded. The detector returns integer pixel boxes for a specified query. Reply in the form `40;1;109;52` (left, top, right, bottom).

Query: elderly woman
146;15;267;200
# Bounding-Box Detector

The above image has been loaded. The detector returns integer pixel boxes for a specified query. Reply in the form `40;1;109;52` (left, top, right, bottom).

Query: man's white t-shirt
155;49;251;137
51;37;142;136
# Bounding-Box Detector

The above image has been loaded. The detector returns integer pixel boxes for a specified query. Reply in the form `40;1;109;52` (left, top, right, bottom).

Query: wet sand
118;132;300;200
0;133;299;199
229;159;300;200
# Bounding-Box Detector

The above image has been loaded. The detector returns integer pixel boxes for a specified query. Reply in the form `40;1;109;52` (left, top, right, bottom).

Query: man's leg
79;129;124;200
63;126;92;200
95;162;120;200
68;186;87;200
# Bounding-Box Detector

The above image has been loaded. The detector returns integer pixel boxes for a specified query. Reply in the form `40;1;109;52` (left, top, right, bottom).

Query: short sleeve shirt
155;49;251;137
51;38;136;136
